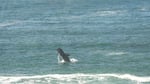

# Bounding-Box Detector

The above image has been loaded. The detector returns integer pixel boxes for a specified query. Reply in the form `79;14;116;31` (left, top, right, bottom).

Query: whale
57;48;71;63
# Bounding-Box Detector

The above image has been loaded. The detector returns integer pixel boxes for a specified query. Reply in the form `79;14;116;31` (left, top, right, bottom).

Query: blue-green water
0;0;150;84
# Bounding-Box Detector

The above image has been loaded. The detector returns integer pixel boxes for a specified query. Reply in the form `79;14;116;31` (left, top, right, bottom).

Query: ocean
0;0;150;84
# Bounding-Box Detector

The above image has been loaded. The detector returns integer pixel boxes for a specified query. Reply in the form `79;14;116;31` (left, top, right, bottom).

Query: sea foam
0;73;150;84
107;52;127;56
0;21;21;27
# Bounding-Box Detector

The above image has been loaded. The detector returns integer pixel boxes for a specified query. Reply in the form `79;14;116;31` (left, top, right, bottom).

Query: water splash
70;58;78;63
57;54;78;64
107;52;127;56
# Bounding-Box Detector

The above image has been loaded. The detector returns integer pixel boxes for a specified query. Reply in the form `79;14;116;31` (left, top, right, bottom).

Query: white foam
91;10;127;17
95;11;118;16
57;54;78;64
0;21;21;27
0;20;60;28
93;50;127;56
58;58;78;64
107;52;127;56
0;73;150;84
61;10;127;21
139;7;148;11
99;74;150;83
70;58;78;63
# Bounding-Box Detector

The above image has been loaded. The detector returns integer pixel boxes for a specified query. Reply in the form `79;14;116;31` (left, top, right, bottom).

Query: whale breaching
57;48;70;63
56;48;78;63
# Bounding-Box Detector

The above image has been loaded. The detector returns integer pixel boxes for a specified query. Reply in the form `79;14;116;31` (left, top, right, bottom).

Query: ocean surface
0;0;150;84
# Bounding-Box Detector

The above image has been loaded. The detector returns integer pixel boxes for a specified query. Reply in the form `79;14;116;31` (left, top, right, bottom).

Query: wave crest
0;73;150;84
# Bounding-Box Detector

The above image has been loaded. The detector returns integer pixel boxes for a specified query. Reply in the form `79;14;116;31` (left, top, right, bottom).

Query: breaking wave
0;73;150;84
93;50;127;56
0;21;21;27
0;20;60;28
107;52;127;56
62;10;127;21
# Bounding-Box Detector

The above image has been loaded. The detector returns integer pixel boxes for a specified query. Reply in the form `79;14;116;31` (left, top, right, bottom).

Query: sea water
0;0;150;84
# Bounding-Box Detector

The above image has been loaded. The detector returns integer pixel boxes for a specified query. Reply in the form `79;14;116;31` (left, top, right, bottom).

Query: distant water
0;0;150;84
